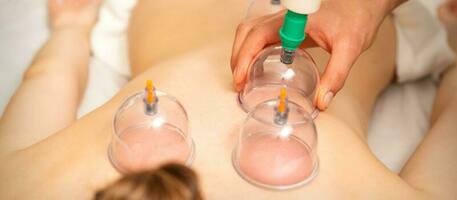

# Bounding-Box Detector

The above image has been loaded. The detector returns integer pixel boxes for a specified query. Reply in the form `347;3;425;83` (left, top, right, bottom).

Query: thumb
317;40;361;110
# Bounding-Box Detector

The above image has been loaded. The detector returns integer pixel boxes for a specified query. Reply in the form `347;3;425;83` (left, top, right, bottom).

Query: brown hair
95;163;203;200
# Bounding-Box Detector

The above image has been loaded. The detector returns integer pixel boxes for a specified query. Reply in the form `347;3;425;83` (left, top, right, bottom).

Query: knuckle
250;23;265;33
236;21;253;34
245;25;267;42
249;23;270;38
339;36;363;54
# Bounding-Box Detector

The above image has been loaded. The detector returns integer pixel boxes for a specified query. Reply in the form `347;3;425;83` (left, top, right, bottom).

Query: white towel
91;0;137;77
77;0;137;116
393;0;455;83
368;0;455;173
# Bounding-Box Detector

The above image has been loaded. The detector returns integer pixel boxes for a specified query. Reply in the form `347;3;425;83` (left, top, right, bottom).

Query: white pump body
281;0;321;14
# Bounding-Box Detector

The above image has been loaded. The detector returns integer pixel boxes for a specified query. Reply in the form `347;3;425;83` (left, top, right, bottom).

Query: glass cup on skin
238;45;320;119
232;99;319;190
109;91;195;173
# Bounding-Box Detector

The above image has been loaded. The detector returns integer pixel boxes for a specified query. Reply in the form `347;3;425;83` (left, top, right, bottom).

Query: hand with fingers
231;0;406;110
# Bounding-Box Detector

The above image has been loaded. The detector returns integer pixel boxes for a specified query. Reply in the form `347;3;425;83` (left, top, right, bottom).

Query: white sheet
0;0;453;173
78;0;137;116
368;0;455;173
0;0;49;114
368;78;436;173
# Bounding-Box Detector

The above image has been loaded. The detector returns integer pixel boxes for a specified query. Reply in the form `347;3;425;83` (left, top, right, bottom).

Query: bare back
0;0;456;199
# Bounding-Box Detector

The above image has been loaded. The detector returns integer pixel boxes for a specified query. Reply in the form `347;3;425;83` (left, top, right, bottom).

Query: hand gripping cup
238;45;320;118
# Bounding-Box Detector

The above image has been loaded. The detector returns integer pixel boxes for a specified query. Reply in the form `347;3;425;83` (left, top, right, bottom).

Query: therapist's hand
230;0;405;110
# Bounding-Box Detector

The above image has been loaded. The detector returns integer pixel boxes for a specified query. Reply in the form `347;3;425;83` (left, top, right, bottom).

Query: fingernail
322;91;334;109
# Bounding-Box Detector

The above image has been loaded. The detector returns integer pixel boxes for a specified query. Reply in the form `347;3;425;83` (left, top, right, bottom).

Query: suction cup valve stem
144;80;158;116
279;0;321;64
271;0;281;5
274;87;289;125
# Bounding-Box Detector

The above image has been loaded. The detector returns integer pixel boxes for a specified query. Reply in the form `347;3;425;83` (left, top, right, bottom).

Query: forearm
400;102;457;200
25;28;91;92
0;29;92;155
400;66;457;200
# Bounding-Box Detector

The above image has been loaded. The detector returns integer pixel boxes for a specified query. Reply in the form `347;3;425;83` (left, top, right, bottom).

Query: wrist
50;28;91;52
380;0;407;13
51;25;92;38
366;0;406;29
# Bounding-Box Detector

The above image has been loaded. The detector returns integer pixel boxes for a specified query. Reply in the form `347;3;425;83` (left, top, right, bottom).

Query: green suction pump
279;0;321;64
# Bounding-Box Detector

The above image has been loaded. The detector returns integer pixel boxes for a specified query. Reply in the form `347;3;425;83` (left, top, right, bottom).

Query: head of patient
94;163;203;200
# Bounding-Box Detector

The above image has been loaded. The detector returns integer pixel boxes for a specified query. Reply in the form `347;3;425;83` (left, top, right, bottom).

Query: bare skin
0;0;456;199
0;0;102;155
